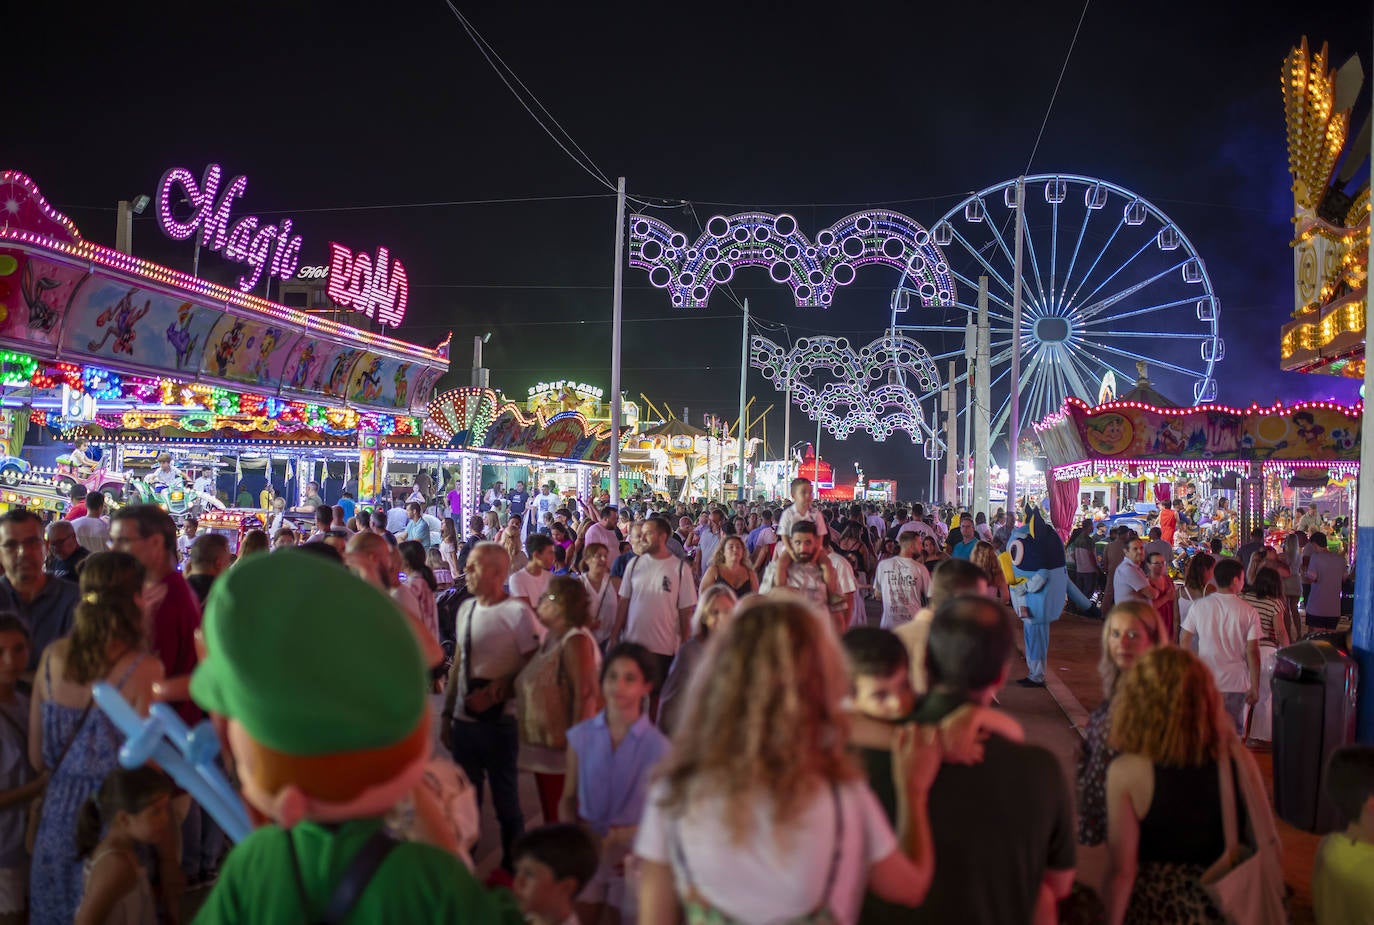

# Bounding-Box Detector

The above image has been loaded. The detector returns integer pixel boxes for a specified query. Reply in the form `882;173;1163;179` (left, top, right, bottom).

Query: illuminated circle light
628;210;956;308
750;333;941;443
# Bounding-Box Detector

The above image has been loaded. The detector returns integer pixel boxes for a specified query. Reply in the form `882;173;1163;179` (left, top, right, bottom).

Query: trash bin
1271;640;1359;833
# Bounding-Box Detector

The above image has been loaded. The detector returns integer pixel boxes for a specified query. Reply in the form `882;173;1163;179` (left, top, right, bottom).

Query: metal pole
783;382;792;482
737;299;749;502
944;361;958;506
1355;22;1374;741
1007;176;1026;519
964;323;974;509
814;413;822;485
609;177;627;508
974;276;991;517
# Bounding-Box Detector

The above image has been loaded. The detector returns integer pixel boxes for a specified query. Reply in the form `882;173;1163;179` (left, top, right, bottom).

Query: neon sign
325;243;409;328
155;164;302;292
296;265;329;280
528;381;604;400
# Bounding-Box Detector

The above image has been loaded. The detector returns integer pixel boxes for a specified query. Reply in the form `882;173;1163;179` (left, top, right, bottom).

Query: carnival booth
1034;396;1362;550
0;168;450;518
420;387;613;531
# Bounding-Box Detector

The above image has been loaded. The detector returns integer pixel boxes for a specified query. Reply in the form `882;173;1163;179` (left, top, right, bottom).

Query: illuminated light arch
629;210;956;308
750;333;942;443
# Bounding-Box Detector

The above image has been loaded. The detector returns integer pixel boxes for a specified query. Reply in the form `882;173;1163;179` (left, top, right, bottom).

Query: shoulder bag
1199;735;1287;924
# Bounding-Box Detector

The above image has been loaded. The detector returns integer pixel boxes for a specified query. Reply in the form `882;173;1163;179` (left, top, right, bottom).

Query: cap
190;549;426;756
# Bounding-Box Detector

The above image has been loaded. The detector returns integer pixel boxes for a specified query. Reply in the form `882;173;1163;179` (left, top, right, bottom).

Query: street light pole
1007;176;1026;520
609;177;627;508
736;299;749;502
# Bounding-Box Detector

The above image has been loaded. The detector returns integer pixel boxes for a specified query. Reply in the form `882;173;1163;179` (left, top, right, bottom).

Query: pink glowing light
326;242;409;328
155;163;302;292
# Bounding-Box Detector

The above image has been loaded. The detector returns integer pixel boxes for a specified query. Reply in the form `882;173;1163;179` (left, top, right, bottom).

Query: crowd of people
0;474;1363;924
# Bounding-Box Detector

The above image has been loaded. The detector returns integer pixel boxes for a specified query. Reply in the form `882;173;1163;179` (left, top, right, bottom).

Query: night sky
8;2;1370;493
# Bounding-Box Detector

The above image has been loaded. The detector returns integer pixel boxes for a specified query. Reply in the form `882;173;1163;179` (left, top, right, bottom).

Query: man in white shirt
439;541;540;869
192;469;215;497
872;533;932;630
865;504;887;537
508;533;555;619
531;484;557;532
611;515;697;718
70;489;111;552
1180;557;1262;733
903;504;936;542
1111;536;1151;605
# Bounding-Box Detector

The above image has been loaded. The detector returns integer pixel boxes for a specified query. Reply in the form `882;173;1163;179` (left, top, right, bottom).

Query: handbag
25;698;95;854
1199;736;1286;924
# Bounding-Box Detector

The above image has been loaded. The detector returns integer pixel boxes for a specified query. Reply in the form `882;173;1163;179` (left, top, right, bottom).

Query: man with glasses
0;510;78;673
45;519;88;580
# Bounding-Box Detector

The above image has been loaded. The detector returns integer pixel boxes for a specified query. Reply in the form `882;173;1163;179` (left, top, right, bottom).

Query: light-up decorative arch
750;333;942;443
629;210;956;308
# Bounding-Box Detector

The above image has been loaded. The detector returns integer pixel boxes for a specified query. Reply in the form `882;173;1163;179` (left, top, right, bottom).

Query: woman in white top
635;596;939;925
439;517;461;577
579;542;618;646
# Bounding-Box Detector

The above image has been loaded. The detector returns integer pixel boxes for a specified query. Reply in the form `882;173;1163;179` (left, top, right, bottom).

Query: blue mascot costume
1006;506;1070;687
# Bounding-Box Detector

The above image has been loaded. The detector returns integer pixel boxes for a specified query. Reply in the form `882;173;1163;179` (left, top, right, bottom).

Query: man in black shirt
907;595;1075;924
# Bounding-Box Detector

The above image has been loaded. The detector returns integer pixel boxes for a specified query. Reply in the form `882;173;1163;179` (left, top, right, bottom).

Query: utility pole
1007;176;1026;519
736;299;749;501
963;321;975;508
974;276;991;516
944;360;958;506
609;177;627;507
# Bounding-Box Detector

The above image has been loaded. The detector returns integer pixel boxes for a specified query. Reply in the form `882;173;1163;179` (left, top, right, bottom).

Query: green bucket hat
189;548;426;756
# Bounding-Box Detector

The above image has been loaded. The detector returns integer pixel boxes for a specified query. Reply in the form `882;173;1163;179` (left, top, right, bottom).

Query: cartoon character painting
1083;412;1132;455
251;327;282;382
287;342;318;390
1294;410;1326;449
1151;417;1187;455
166;302;201;370
214;320;247;377
87;289;151;355
326;349;359;395
393;363;411;407
20;262;62;333
354;357;385;401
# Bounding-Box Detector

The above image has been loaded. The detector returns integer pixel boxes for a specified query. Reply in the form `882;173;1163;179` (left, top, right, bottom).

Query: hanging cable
1023;0;1092;174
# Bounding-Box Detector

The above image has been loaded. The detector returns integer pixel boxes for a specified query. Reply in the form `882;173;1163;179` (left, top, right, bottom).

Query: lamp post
471;333;491;388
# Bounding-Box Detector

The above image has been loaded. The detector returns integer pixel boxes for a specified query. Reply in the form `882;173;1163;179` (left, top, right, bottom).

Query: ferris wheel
891;174;1223;448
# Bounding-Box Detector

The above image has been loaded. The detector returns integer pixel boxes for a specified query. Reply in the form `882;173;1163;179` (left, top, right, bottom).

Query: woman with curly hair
699;535;757;598
1104;646;1277;924
28;552;166;925
635;595;940;924
969;540;1011;606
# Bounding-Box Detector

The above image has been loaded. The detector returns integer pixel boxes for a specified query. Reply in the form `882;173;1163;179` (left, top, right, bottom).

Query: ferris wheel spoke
1080;295;1202;326
1058;344;1095;402
1074;258;1190;323
1059;202;1096;311
1089;342;1208;380
1064;339;1136;390
947;225;1019;301
1019;210;1051;311
991;346;1045;445
1062;216;1128;312
947;268;1017;315
981;201;1047;315
1090;329;1213;340
1069;236;1164;316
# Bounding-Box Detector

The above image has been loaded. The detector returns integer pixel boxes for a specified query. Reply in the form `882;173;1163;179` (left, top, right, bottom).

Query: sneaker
1015;677;1046;688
